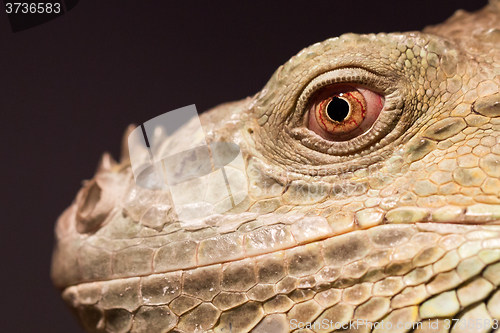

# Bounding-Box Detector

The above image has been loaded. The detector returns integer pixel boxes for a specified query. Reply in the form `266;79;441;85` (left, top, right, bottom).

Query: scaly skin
52;2;500;332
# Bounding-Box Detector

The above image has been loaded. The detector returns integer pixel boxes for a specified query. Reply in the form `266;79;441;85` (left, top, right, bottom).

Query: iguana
52;1;500;332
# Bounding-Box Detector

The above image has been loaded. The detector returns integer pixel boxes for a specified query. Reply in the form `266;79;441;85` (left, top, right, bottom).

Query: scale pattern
52;1;500;332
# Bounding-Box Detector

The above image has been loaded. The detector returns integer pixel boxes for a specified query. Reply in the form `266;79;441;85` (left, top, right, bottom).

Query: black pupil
327;97;350;122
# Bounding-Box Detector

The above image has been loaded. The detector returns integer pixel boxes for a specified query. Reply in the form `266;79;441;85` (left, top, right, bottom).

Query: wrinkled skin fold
52;1;500;332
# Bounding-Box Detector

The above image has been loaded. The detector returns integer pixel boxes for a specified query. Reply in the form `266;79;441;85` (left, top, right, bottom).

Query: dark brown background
0;1;487;332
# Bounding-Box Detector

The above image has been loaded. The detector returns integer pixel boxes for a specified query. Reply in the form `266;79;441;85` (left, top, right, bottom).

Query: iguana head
52;1;500;332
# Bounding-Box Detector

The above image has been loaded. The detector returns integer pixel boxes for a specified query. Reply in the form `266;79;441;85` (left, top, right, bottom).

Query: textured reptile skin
52;1;500;332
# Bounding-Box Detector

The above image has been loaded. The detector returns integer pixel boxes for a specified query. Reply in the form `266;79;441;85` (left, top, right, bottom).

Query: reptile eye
308;84;384;141
291;68;398;157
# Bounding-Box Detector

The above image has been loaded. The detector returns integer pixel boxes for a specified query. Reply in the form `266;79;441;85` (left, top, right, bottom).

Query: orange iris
308;84;384;141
